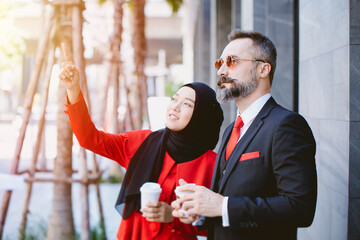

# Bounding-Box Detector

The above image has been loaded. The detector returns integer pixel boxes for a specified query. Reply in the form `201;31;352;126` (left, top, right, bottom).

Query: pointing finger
61;43;72;63
61;62;73;77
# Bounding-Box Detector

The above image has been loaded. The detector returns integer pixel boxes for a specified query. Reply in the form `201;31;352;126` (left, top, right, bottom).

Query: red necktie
226;116;244;159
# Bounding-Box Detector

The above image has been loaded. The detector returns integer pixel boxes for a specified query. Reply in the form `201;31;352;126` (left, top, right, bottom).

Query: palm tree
131;0;182;128
101;0;126;132
47;2;88;239
46;68;75;239
131;0;148;128
46;14;76;240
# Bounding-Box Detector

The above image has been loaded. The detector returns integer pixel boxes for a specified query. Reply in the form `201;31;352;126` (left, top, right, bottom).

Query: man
172;30;317;239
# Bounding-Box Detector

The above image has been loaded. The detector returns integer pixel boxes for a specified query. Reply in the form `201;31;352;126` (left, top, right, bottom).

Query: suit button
223;170;226;174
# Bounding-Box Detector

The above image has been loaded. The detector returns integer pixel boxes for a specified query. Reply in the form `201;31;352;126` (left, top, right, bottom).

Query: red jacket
66;92;217;239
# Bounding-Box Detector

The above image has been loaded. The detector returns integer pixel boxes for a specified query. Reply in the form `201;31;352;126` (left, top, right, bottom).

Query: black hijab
115;82;224;218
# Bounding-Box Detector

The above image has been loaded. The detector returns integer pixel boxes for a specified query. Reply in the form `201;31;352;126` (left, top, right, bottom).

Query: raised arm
58;43;151;168
59;43;81;104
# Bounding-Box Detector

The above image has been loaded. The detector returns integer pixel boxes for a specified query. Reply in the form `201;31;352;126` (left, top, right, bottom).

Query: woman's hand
171;203;199;224
59;43;80;104
141;201;174;223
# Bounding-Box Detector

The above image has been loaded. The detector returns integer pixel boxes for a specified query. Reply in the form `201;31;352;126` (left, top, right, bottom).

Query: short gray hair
227;29;277;84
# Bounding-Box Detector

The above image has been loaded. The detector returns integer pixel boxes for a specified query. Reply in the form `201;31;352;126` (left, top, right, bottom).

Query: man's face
216;38;258;103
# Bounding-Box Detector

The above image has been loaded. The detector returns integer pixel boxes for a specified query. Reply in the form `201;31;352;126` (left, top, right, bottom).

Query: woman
59;44;223;239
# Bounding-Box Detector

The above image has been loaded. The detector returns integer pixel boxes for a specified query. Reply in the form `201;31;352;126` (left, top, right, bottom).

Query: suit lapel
218;97;278;193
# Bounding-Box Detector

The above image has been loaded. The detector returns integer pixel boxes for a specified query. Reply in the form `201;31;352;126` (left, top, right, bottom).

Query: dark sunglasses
214;56;265;70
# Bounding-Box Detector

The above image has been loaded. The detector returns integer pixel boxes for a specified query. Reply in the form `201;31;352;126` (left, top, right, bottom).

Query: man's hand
172;179;224;218
171;179;199;224
59;43;80;104
141;201;174;223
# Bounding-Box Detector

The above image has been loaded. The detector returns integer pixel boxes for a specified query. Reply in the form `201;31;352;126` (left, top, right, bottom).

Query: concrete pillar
348;0;360;239
193;0;211;85
210;0;236;133
193;0;235;145
298;0;360;239
253;0;295;111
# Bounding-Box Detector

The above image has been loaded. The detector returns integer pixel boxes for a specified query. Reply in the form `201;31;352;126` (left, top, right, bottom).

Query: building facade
192;0;360;239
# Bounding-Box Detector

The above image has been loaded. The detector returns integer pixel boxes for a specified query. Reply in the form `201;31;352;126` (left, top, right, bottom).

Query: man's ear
258;63;271;79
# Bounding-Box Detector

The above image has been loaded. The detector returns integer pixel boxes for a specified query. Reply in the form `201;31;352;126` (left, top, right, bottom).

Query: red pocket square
239;151;260;161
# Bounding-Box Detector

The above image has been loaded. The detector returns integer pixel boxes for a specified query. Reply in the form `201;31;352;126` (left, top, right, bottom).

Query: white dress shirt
222;93;271;227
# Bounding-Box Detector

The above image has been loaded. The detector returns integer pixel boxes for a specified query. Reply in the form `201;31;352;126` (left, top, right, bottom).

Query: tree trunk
46;6;75;239
110;0;124;134
46;76;75;240
72;4;91;239
132;0;148;129
105;0;127;180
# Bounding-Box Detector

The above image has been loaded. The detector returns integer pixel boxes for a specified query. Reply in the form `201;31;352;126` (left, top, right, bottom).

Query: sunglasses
214;56;265;70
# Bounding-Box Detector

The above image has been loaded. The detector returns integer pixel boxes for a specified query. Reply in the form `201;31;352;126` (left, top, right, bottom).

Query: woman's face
165;86;196;131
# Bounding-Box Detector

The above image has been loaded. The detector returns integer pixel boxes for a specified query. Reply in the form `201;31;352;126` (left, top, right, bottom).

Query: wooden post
0;6;55;239
18;45;56;239
72;3;90;240
1;1;109;239
124;83;135;130
39;129;47;170
99;61;112;128
91;153;106;239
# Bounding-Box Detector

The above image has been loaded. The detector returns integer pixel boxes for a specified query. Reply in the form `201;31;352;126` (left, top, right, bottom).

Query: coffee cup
174;183;196;217
140;182;162;209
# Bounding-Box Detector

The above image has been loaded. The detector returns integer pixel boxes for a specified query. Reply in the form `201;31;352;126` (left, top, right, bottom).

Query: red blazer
66;92;217;240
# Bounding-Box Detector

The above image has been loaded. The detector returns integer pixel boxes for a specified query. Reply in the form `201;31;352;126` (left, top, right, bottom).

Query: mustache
217;77;237;86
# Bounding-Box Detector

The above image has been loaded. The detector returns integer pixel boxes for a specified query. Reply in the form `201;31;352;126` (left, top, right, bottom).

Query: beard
216;69;258;104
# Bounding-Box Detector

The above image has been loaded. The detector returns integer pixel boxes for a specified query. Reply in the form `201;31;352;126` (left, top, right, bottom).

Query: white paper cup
174;183;196;217
140;182;162;209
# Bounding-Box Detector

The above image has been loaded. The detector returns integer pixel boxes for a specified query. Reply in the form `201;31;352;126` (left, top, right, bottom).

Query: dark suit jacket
201;97;317;240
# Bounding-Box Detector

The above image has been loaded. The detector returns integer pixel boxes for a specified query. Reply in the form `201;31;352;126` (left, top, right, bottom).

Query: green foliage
6;216;107;240
112;0;182;14
90;221;106;240
166;0;182;13
97;0;108;5
0;1;11;19
71;221;106;240
0;0;26;70
0;32;26;69
165;80;184;97
14;216;47;240
125;0;133;12
100;174;123;183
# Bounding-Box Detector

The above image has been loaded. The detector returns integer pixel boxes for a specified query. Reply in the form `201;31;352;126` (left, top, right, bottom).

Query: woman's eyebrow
175;93;195;103
185;97;195;103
